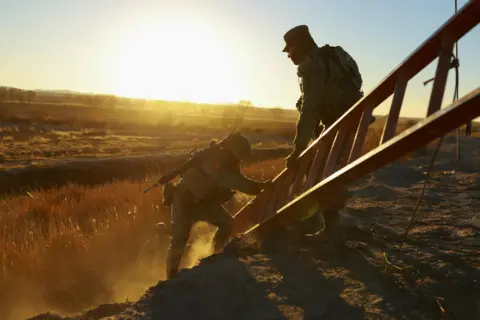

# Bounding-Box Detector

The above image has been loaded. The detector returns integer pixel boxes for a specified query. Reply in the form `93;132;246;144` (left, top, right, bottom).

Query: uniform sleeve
201;157;264;195
293;56;328;153
295;96;303;112
212;170;264;195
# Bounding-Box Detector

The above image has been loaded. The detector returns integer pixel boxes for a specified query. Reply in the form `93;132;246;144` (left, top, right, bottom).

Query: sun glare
112;18;242;104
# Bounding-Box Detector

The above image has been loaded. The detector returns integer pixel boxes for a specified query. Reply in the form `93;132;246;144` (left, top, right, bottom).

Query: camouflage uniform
293;46;363;155
283;25;364;239
166;133;268;279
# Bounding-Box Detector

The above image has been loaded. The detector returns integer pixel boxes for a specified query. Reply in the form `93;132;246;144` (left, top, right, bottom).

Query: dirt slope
29;135;480;320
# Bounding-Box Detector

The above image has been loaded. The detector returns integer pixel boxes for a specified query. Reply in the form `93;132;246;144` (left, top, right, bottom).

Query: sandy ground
29;135;479;320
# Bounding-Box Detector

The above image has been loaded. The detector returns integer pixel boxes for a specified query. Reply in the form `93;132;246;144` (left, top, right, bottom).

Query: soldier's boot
302;210;344;245
320;209;344;244
299;213;323;236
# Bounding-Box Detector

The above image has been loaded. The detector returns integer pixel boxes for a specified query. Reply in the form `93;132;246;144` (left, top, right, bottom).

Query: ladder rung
275;171;297;211
290;155;313;199
262;175;285;221
304;134;334;189
338;125;356;168
337;113;361;168
426;35;455;116
322;126;347;179
381;75;408;143
263;170;296;220
348;107;373;163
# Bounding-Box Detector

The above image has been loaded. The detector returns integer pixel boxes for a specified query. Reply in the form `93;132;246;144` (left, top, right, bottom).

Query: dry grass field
0;101;296;167
0;99;296;319
0;158;285;320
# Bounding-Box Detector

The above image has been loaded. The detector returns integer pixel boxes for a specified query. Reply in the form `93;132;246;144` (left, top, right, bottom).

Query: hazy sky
0;0;478;117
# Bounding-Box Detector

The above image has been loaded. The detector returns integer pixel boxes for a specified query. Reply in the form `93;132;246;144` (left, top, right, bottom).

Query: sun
112;17;242;104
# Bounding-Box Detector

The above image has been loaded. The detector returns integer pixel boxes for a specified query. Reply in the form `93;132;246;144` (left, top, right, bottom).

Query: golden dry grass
0;158;286;320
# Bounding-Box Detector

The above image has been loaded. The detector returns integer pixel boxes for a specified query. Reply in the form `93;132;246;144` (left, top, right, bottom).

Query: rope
400;30;460;246
454;0;461;160
382;4;463;297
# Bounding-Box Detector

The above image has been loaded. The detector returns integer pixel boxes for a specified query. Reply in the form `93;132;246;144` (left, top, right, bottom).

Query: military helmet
282;24;315;52
224;132;252;161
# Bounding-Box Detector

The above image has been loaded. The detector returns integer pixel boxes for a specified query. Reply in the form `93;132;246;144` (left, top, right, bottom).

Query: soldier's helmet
224;132;252;161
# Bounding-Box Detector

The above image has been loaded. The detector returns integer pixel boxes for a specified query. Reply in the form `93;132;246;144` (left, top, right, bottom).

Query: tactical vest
179;147;237;203
296;45;364;129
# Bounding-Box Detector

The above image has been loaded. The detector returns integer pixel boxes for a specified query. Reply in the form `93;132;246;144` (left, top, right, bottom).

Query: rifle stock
158;162;191;184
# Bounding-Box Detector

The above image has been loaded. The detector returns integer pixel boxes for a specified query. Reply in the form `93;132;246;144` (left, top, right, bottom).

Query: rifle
143;136;232;194
143;160;194;193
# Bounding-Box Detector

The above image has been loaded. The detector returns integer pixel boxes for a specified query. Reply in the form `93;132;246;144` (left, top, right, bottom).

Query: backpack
317;44;363;92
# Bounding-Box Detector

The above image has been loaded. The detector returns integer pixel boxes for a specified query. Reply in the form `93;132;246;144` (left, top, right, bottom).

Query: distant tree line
0;87;36;104
0;86;297;121
65;93;119;108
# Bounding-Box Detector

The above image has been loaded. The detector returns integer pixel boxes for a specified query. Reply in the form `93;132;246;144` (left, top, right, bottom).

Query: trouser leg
322;209;340;233
318;186;349;242
298;150;324;235
166;198;193;279
299;214;323;235
298;93;359;239
302;186;349;241
200;204;233;253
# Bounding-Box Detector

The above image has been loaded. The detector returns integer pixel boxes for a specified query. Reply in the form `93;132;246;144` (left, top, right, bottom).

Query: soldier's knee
215;215;233;236
169;228;190;249
223;215;234;230
218;220;233;236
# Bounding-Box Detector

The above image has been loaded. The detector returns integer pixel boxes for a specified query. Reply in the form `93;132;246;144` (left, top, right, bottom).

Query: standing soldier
165;132;271;279
282;25;370;242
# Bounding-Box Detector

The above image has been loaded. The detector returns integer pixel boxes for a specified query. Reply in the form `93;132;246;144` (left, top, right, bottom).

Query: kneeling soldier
165;132;270;279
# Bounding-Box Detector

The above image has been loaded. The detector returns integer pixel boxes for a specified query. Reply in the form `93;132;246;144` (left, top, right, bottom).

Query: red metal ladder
230;0;480;238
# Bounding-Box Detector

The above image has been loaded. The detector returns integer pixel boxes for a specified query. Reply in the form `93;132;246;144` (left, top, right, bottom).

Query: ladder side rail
230;1;479;238
270;89;480;230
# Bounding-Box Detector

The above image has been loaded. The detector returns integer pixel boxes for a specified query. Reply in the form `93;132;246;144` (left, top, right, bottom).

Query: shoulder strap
316;44;337;83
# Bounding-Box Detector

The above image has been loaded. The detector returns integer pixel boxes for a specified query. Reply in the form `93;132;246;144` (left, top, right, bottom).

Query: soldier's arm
295;96;302;112
292;57;328;154
201;160;266;195
213;170;266;195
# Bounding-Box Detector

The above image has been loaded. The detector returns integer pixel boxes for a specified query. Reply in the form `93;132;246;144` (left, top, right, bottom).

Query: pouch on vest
162;181;176;206
180;167;217;201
